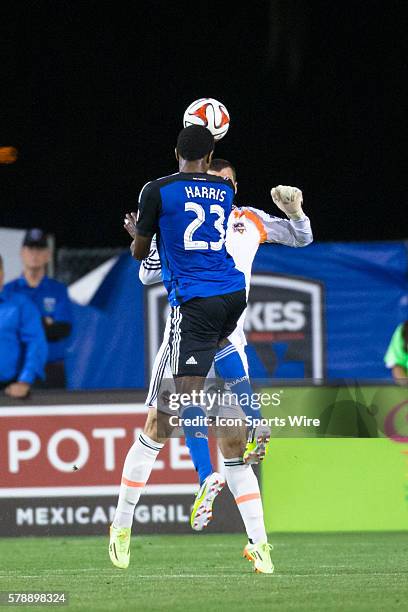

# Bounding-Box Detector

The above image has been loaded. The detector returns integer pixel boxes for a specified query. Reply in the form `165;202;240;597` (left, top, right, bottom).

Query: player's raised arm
246;186;313;247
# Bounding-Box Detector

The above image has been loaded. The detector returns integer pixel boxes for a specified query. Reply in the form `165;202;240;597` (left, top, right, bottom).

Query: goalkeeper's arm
138;236;162;286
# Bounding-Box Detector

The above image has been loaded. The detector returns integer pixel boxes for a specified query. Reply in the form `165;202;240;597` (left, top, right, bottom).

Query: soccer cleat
109;525;131;569
190;472;225;531
243;541;274;574
243;427;271;464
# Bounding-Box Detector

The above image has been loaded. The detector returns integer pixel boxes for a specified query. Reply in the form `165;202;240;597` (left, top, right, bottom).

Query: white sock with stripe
113;433;164;529
224;458;267;544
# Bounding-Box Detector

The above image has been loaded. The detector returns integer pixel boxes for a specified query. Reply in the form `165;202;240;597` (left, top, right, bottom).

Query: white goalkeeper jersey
139;206;313;345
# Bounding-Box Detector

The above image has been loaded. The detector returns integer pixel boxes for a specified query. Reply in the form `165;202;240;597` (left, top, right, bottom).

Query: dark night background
1;1;406;248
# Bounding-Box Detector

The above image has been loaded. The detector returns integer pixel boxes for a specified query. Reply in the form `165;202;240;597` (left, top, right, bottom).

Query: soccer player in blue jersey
110;126;264;570
111;158;311;574
132;126;247;472
109;136;311;573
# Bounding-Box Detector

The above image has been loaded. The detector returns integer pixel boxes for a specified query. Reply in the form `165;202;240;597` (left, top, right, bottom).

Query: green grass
0;533;407;611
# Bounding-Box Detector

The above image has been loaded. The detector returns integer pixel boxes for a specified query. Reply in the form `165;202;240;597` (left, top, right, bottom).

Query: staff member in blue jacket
0;254;47;398
5;229;73;388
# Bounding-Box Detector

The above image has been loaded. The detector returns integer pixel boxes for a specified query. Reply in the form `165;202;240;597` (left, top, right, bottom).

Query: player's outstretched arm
245;201;313;248
270;185;313;246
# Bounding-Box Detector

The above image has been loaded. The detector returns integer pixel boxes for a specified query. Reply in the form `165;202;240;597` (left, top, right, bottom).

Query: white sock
224;458;267;544
113;433;164;529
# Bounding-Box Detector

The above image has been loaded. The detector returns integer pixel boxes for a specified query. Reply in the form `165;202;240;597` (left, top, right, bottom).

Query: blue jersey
136;172;245;306
5;275;72;363
0;289;47;384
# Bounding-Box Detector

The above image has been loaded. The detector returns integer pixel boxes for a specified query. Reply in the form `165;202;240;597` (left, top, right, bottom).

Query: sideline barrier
260;384;408;531
263;438;408;532
1;385;407;536
67;243;408;388
0;391;242;536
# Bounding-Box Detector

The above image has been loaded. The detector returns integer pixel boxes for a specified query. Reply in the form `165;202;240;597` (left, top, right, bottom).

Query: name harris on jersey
184;184;227;202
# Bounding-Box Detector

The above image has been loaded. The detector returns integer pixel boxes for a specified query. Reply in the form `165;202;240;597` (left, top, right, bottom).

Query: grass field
0;533;407;611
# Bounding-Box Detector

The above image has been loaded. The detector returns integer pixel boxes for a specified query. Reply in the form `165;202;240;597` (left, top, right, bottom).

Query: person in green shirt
384;321;408;385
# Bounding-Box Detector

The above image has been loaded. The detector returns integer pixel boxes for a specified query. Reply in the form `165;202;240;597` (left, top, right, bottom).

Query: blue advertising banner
66;241;408;389
253;241;408;379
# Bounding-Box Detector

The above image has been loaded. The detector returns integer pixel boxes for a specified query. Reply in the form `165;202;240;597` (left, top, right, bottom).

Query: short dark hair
0;254;3;268
176;125;214;161
209;158;237;182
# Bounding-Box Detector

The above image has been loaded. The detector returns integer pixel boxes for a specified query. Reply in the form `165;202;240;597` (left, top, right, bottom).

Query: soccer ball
183;98;230;141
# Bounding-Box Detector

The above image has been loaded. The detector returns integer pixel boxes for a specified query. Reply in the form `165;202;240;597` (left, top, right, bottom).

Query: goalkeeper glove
271;185;305;221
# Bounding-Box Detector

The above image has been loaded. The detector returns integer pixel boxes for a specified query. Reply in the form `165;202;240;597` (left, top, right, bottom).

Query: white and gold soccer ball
183;98;230;141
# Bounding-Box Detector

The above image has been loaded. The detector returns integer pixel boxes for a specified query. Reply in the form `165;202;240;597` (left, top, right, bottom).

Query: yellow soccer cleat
243;426;271;465
190;472;225;531
109;525;131;569
243;541;274;574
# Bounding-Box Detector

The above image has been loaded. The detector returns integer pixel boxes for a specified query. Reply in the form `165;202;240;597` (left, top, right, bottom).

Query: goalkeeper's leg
214;343;271;463
112;409;169;530
217;419;273;574
109;408;172;569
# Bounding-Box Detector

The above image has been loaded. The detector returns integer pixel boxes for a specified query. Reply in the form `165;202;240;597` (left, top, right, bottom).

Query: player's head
208;158;237;193
175;125;214;166
21;228;50;272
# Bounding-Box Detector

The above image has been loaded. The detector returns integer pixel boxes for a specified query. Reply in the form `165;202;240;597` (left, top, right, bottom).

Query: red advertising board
0;400;242;536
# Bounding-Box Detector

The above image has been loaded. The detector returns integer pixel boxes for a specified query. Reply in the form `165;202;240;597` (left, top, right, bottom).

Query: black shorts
168;288;246;378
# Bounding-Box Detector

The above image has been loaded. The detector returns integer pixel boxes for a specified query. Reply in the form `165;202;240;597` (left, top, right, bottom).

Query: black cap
23;228;48;248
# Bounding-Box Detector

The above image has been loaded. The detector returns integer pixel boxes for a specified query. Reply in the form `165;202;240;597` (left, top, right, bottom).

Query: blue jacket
5;276;72;363
0;289;48;384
